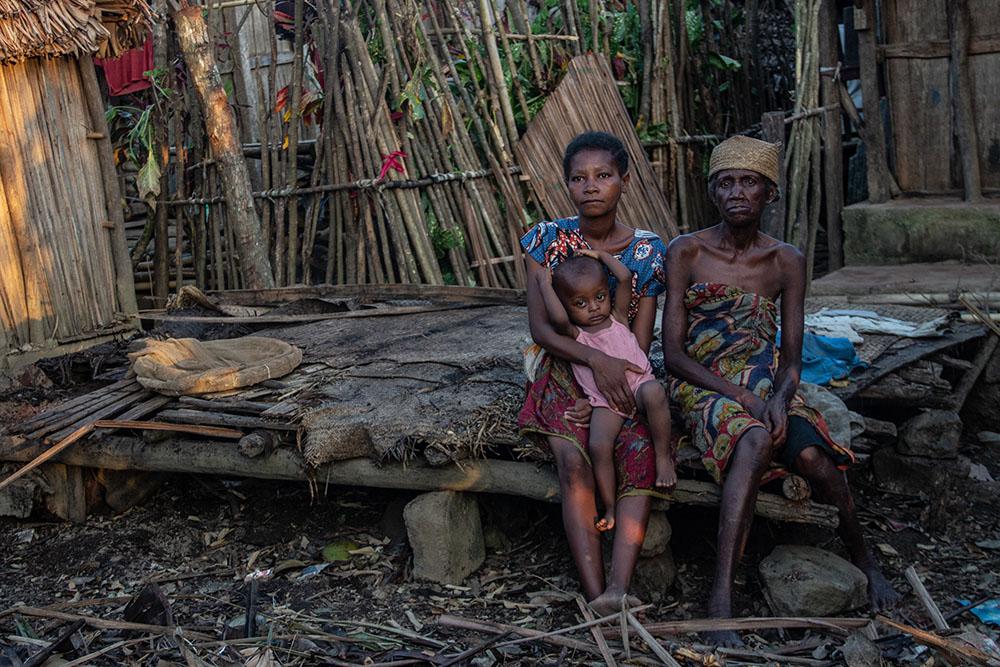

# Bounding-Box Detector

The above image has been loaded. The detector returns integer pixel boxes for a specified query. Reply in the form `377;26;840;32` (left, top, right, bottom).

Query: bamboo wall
127;0;804;302
882;0;1000;193
0;57;137;371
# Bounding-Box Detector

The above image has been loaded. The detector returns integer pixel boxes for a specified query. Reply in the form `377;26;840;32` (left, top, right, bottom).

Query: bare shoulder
772;241;805;271
666;232;704;259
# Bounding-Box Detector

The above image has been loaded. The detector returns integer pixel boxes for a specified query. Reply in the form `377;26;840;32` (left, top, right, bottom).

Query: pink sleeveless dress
571;318;656;418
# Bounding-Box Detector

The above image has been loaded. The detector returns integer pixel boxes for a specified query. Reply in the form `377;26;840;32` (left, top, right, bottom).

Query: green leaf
137;154;161;207
708;53;742;71
321;540;359;562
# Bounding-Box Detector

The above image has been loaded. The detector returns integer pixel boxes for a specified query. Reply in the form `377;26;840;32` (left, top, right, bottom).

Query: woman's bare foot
655;459;677;491
595;508;615;532
589;590;642;616
863;566;901;611
702;589;745;648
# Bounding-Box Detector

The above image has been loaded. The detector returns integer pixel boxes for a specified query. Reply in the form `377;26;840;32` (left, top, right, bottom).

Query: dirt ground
2;429;999;665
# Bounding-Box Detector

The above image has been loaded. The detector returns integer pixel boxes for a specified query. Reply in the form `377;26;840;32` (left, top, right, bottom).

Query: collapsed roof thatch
0;0;150;64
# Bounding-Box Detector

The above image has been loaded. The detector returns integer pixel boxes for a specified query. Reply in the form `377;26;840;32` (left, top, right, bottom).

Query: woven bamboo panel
0;57;131;357
514;53;679;240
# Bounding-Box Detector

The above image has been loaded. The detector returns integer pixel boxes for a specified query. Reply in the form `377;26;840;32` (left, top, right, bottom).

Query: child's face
566;149;629;220
560;270;612;327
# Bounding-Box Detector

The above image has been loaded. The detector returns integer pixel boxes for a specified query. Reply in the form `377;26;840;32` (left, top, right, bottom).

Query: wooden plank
17;378;138;432
831;323;984;399
209;283;525;307
0;436;840;526
156;409;298;431
880;34;1000;58
948;0;983;202
23;385;146;441
46;388;153;443
178;396;276;414
855;2;896;202
138;303;488;324
93;420;244;439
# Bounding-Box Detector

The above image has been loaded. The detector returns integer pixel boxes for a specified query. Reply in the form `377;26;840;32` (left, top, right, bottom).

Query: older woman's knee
737;428;773;465
793;444;826;473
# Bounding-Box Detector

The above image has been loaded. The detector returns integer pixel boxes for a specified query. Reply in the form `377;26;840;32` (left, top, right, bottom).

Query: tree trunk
173;5;275;289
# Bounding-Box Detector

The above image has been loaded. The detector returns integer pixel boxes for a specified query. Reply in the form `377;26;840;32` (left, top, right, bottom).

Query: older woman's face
712;168;774;226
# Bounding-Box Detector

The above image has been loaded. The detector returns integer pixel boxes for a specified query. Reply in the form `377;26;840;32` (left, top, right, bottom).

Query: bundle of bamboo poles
783;0;823;279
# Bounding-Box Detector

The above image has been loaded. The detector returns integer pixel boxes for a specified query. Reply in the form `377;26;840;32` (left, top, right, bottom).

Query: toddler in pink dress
536;249;675;531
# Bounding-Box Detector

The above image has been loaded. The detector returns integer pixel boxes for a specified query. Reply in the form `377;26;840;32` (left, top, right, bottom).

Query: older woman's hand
762;397;789;446
590;351;642;415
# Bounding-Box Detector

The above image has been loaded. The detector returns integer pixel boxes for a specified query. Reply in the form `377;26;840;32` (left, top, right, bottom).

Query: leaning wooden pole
947;0;982;203
174;3;275;289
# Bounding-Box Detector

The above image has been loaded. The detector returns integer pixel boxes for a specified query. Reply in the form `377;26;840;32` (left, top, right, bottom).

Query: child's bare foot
655;459;677;491
594;508;615;532
589;590;642;616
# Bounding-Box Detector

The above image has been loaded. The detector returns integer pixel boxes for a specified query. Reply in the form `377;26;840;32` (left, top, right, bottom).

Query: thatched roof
0;0;150;64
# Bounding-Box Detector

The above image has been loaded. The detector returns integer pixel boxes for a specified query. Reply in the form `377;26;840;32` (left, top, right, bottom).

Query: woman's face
712;168;774;226
566;149;630;220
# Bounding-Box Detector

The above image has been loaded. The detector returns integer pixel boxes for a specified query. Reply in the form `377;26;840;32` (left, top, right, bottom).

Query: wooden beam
0;436;839;527
760;111;787;240
819;1;844;271
208;283;525;307
880;34;1000;59
854;2;896;203
947;0;983;202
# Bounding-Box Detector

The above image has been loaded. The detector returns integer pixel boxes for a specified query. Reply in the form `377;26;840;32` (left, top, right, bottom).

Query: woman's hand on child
589;352;641;415
575;248;605;263
564;398;592;426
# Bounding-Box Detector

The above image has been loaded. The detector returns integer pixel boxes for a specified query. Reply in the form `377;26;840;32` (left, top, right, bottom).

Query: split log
238;430;277;458
854;2;898;202
156;409;297;431
178;396;277;415
859;360;953;407
0;436;840;527
16;378;138;433
946;0;983;202
173;5;274;289
24;385;147;441
782;474;812;502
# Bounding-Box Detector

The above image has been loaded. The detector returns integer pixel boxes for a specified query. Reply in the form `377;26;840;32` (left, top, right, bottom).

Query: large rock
404;491;484;584
640;511;672;558
798;383;863;447
631;547;676;604
0;477;36;518
872;448;971;497
759;545;867;616
896;409;962;459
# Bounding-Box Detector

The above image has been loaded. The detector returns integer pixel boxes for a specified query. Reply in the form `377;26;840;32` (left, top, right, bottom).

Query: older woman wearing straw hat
661;136;899;646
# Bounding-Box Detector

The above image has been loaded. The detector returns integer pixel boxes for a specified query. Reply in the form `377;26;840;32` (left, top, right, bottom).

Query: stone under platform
841;196;1000;265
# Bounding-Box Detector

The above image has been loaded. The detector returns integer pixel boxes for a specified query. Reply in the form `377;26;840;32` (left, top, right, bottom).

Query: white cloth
804;309;951;344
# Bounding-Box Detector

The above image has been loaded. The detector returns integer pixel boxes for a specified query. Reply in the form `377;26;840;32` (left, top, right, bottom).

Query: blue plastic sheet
777;331;867;386
959;599;1000;626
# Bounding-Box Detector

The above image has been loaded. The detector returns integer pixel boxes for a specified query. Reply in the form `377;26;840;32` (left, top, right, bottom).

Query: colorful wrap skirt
518;346;662;499
669;283;855;485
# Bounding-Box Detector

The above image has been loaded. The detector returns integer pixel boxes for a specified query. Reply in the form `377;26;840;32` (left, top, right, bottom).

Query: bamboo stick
283;0;305;285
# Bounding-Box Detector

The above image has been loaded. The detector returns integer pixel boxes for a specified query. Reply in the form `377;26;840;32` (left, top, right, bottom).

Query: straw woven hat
709;135;780;185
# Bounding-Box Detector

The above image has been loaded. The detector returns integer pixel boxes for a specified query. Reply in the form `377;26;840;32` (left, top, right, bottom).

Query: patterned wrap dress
669;283;855;484
517;217;667;498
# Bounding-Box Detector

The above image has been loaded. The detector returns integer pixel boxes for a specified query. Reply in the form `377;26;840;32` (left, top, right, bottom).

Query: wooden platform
2;279;991;524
